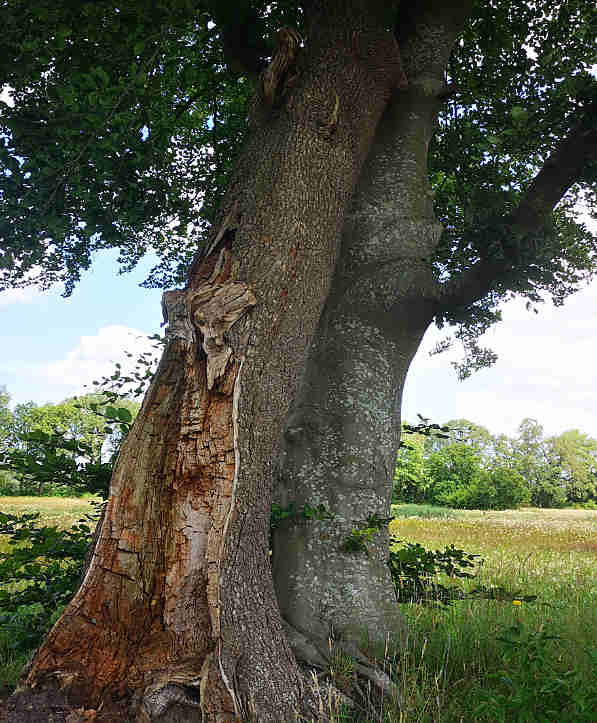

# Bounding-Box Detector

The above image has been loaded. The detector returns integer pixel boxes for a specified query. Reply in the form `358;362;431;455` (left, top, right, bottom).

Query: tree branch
437;103;597;310
395;0;475;72
219;23;270;82
207;2;271;82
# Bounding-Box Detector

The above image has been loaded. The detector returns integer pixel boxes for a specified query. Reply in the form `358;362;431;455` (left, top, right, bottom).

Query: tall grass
2;499;597;719
384;506;597;721
390;504;467;520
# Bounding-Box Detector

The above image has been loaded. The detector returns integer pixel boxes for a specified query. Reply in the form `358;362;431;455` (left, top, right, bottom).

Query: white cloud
0;85;14;107
403;279;597;438
36;325;161;399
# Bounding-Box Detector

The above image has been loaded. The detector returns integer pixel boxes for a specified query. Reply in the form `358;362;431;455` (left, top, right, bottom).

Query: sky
2;227;597;440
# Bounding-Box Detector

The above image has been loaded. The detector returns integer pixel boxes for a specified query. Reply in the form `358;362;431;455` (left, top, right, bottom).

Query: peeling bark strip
15;2;407;721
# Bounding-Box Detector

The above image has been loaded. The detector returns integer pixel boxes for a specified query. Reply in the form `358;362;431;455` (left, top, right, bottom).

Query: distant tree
547;429;597;504
18;397;105;455
425;442;488;507
0;386;17;492
487;466;529;509
393;432;430;502
492;432;517;469
442;419;494;454
512;418;567;507
395;421;530;510
0;394;139;496
0;385;12;451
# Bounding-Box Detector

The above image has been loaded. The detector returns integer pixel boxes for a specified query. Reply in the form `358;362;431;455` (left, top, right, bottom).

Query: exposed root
296;668;356;722
333;639;402;708
281;620;329;669
141;683;203;720
282;619;402;716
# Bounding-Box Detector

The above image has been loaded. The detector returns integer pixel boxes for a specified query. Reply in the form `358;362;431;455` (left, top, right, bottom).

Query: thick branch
396;0;475;61
512;108;597;232
207;2;271;82
438;105;597;310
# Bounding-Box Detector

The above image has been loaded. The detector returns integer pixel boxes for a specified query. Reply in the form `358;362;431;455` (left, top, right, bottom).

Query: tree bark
273;0;473;668
9;3;405;722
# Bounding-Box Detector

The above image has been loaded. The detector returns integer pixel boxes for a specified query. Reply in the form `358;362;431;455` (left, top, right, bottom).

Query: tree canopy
2;0;596;371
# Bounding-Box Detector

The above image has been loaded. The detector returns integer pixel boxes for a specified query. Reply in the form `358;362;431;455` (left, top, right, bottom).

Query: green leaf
510;105;528;123
116;407;133;423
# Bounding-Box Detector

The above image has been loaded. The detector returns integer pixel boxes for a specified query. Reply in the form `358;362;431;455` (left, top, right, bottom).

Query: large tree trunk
8;3;405;722
273;0;472;669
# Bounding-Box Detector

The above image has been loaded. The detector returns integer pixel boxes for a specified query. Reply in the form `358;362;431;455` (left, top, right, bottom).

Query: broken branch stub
161;273;257;391
191;281;257;390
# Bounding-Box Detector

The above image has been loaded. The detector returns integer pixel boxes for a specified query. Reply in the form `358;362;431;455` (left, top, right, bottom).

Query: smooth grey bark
273;0;474;662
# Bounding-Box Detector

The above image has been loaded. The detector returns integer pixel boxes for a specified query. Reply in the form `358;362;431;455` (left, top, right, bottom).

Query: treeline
3;385;597;512
394;418;597;510
0;385;139;497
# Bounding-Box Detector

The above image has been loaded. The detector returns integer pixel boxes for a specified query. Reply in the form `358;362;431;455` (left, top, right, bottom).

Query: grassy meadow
2;498;597;720
384;505;597;721
0;496;97;533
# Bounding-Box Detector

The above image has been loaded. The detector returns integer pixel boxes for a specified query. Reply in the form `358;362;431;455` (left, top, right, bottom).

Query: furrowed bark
273;0;473;673
9;3;405;721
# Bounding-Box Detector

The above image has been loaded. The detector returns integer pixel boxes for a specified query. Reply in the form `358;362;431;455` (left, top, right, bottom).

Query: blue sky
1;250;163;406
2;229;597;440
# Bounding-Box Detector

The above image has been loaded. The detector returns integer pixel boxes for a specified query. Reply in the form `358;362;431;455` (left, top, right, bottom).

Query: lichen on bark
272;0;475;678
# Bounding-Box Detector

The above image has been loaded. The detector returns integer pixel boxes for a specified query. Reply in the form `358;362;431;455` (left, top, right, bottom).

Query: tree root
282;619;403;717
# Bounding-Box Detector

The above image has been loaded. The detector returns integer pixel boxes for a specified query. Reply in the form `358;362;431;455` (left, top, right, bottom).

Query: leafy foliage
340;513;393;555
428;0;597;373
0;337;163;496
432;0;597;272
474;621;597;721
395;417;597;509
0;428;112;498
1;1;595;381
388;537;482;605
0;393;144;497
0;505;102;652
0;0;300;292
270;501;335;529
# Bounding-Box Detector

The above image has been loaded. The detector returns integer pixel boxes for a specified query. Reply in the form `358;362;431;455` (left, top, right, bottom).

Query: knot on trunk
262;27;302;106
